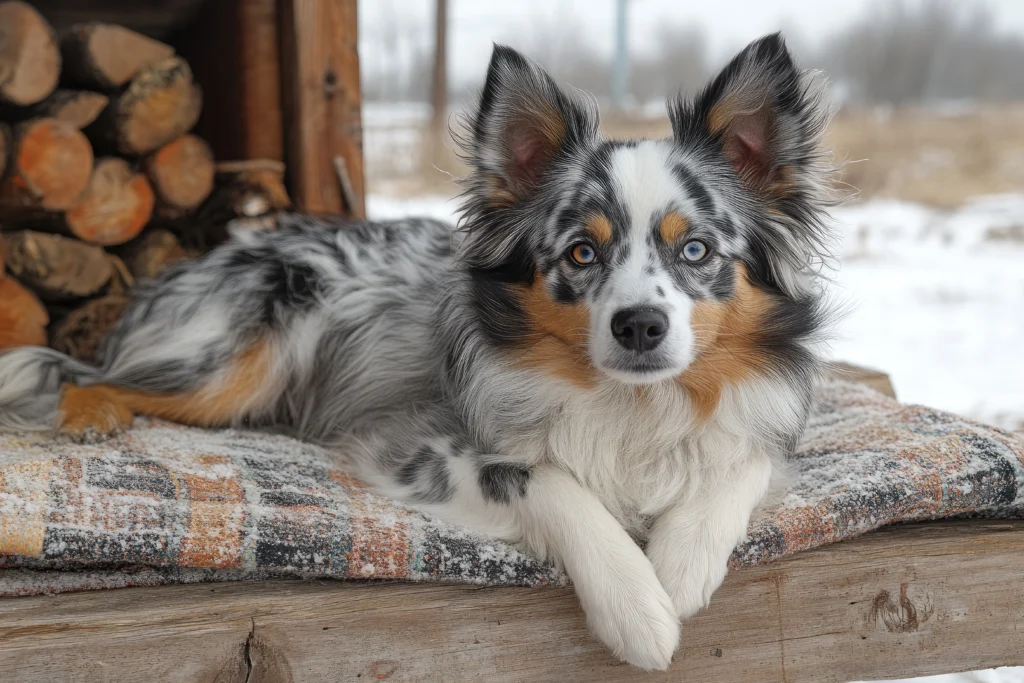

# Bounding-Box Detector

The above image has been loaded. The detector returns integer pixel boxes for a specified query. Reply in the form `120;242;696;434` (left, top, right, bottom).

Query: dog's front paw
579;566;680;670
646;534;729;620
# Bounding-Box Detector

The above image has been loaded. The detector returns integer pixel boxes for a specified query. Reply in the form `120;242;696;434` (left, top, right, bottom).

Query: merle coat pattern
0;34;836;669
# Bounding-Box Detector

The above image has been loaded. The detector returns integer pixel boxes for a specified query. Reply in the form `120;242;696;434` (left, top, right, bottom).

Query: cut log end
0;276;49;349
0;2;60;106
216;163;291;217
61;22;175;91
146;134;214;215
65;157;154;246
51;295;130;362
117;228;188;280
96;56;202;156
177;161;291;249
30;90;110;129
2;230;113;299
0;118;94;211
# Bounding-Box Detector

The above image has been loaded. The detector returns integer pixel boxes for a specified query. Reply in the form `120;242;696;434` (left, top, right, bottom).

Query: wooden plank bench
2;520;1022;682
2;365;1023;682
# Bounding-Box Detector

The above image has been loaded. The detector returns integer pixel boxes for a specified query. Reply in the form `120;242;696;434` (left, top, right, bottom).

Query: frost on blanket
1;379;1022;597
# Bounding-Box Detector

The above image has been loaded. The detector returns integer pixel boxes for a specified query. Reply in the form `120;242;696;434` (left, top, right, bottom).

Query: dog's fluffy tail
0;347;100;431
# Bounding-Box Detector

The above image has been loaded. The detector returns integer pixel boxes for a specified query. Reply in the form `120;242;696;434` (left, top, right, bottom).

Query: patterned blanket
1;380;1022;597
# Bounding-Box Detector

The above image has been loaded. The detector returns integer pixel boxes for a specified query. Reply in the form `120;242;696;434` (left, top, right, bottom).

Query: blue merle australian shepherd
0;34;836;669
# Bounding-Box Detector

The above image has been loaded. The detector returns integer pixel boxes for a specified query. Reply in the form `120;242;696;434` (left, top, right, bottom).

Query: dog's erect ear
670;33;829;196
466;45;598;201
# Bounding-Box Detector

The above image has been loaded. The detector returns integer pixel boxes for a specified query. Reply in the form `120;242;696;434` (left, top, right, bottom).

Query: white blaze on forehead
608;142;684;239
605;142;683;303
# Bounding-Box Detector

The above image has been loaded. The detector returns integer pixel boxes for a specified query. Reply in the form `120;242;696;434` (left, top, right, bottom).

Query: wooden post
279;0;364;217
177;0;285;163
429;0;448;169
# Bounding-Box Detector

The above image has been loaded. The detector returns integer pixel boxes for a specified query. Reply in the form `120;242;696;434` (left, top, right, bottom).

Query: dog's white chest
532;376;804;530
537;383;705;524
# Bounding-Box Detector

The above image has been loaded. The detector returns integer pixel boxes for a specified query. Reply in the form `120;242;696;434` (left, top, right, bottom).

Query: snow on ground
829;195;1024;430
367;193;1024;430
852;668;1024;683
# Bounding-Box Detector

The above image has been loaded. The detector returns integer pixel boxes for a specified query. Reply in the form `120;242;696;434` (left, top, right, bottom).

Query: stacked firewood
0;2;291;360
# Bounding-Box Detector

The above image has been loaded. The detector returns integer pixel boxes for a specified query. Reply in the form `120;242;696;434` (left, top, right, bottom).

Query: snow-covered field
829;195;1024;430
367;193;1024;430
852;669;1024;683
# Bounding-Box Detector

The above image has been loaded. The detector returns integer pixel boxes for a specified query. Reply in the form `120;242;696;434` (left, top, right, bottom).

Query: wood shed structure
1;3;1024;683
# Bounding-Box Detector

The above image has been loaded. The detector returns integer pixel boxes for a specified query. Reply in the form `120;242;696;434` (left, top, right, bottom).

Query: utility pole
610;0;630;111
430;0;448;168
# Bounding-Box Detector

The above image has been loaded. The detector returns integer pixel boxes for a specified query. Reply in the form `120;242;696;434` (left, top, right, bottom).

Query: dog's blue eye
681;240;708;262
570;243;597;266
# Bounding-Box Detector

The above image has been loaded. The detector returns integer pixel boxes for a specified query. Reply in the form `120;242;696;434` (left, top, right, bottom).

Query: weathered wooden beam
279;0;364;217
2;520;1023;682
830;361;897;399
177;0;285;164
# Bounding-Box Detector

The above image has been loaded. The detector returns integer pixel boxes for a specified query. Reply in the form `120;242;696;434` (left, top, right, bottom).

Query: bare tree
818;0;1024;106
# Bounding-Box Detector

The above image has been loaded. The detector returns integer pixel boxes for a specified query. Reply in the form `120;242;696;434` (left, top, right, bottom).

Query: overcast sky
360;0;1024;85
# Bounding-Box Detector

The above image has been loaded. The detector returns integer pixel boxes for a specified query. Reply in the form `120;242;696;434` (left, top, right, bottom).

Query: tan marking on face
584;213;613;246
57;339;275;438
512;275;595;388
677;263;776;419
658;212;689;244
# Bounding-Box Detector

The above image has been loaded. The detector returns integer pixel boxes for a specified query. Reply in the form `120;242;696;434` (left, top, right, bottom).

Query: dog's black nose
611;308;669;352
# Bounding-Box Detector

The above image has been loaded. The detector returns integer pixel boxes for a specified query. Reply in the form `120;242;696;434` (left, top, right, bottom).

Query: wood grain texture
830;361;897;399
279;0;364;216
19;90;109;129
179;0;285;163
60;22;174;91
0;275;48;348
115;228;188;280
89;56;202;156
50;294;130;361
2;520;1023;682
145;134;214;216
1;230;112;299
64;157;154;245
0;1;60;106
0;118;93;212
235;0;285;162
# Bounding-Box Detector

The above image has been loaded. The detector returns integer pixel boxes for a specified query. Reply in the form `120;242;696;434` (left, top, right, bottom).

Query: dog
0;33;835;669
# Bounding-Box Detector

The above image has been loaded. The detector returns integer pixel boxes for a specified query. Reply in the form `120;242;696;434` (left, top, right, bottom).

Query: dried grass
366;105;1024;207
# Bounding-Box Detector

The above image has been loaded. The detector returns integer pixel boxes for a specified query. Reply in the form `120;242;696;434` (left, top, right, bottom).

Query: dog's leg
645;455;773;619
517;466;680;669
401;456;680;670
56;339;280;439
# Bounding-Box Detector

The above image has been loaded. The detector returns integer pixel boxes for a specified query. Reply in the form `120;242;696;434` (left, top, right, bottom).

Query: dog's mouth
599;356;687;385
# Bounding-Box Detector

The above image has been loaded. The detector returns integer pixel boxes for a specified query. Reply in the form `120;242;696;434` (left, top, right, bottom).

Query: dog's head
457;34;835;400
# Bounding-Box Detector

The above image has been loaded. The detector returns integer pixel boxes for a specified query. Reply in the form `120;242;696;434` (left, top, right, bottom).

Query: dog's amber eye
681;240;708;262
570;243;598;266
